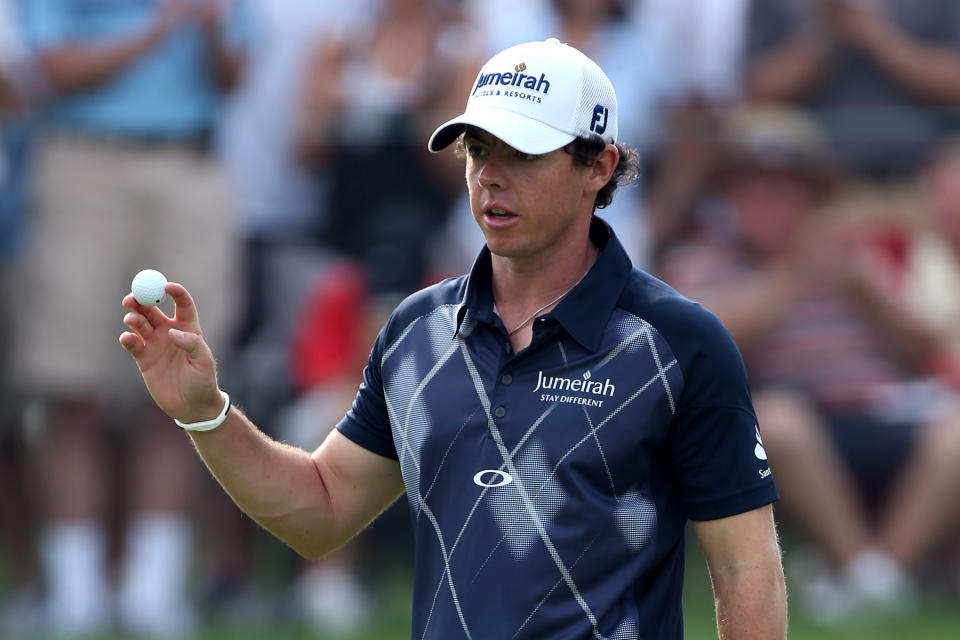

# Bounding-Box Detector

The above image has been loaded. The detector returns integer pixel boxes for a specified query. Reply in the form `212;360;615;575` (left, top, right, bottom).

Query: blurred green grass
681;538;960;640
6;530;960;639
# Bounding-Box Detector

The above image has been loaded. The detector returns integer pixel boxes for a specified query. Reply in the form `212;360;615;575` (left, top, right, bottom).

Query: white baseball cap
428;38;618;155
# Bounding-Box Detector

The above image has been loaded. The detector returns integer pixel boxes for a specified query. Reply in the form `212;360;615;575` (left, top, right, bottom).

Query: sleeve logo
754;424;767;460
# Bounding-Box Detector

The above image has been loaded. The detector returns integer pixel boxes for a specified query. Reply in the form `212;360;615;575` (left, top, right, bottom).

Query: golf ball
131;269;168;306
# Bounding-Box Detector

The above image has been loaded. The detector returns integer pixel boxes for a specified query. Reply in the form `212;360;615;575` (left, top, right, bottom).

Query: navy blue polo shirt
338;218;778;640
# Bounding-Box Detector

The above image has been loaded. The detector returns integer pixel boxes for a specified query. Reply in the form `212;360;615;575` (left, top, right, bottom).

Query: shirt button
504;343;512;354
494;406;506;419
501;374;513;385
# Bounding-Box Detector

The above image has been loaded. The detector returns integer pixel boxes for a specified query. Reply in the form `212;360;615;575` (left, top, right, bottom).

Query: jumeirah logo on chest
534;370;615;407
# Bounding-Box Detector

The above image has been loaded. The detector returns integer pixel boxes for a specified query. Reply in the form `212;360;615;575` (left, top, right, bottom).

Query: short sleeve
336;329;398;460
17;0;71;50
221;0;254;51
665;308;778;521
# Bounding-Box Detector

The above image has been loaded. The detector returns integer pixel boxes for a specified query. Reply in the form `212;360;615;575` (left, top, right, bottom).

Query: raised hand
821;0;896;52
120;282;225;424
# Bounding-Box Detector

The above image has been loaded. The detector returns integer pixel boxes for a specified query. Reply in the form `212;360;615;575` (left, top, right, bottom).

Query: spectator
638;0;753;257
744;0;960;180
301;0;473;296
659;106;960;622
0;0;47;634
642;0;750;104
908;136;960;381
248;0;470;629
218;0;376;421
0;0;47;114
213;1;380;632
12;1;247;635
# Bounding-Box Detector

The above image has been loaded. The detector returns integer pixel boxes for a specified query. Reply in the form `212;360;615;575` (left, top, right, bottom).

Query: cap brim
427;106;575;155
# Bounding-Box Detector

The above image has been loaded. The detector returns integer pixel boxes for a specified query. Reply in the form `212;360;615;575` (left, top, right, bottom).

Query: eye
465;143;488;158
515;151;540;161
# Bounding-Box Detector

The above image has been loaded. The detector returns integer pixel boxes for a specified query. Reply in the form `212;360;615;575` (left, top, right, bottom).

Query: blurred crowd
3;0;960;637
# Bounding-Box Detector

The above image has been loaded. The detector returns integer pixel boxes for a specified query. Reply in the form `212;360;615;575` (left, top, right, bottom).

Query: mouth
483;205;518;223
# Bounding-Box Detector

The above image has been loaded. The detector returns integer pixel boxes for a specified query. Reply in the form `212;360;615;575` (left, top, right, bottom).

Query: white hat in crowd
428;38;619;155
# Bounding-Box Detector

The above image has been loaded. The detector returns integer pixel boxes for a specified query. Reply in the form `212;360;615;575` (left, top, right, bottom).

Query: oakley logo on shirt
473;470;514;488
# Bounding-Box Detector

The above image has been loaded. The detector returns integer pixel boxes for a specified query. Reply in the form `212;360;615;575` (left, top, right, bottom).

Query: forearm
644;103;713;254
294;37;348;158
746;35;832;101
712;563;787;640
0;70;19;112
697;269;798;352
202;21;244;91
848;279;942;370
861;30;960;103
187;407;342;557
38;28;165;94
120;286;402;557
695;506;787;640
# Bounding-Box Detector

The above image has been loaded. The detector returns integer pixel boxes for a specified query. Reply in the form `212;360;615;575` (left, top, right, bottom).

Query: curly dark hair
563;135;640;211
454;131;640;211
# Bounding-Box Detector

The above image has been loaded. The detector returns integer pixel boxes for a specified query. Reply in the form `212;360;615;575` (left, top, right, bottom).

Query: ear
584;143;619;195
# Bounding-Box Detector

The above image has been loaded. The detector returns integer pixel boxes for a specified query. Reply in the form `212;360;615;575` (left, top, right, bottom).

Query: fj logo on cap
591;104;609;135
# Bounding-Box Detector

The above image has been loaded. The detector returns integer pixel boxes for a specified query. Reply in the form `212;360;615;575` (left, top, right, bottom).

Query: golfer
121;38;787;639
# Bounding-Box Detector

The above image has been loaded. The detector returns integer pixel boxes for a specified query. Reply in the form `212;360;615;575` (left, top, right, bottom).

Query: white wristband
175;391;231;432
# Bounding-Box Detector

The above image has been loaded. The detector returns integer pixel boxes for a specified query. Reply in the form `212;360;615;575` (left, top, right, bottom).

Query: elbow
287;535;343;561
36;56;90;95
271;504;344;560
0;75;21;113
275;528;328;560
291;543;326;561
213;55;246;93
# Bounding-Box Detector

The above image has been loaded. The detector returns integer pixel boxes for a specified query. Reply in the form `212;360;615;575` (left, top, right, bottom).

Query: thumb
169;328;205;359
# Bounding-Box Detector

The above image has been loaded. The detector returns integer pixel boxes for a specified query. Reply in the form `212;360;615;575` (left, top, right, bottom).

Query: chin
484;240;514;257
486;243;534;261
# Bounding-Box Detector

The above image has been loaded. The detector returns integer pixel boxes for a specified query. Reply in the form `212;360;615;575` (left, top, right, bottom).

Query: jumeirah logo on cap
515;62;527;73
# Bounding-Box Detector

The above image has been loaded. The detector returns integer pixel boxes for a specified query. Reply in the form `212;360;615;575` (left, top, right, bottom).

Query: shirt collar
455;217;634;352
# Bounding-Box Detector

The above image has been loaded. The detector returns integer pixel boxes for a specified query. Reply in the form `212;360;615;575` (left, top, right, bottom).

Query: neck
492;238;599;336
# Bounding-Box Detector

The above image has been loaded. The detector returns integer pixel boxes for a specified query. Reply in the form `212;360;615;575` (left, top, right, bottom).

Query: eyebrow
463;127;494;145
463;129;525;155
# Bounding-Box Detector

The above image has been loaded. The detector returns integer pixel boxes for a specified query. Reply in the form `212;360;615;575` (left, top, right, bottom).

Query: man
120;38;786;639
660;105;960;622
0;0;46;633
16;0;246;635
745;0;960;180
216;0;379;630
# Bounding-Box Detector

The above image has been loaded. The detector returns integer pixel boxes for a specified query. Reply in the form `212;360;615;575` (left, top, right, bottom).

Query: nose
476;155;506;190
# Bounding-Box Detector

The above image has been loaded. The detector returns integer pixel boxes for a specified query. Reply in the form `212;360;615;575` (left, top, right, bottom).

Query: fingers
119;331;146;357
121;282;200;328
120;324;210;367
165;282;200;326
168;327;206;361
123;312;155;340
122;293;169;327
